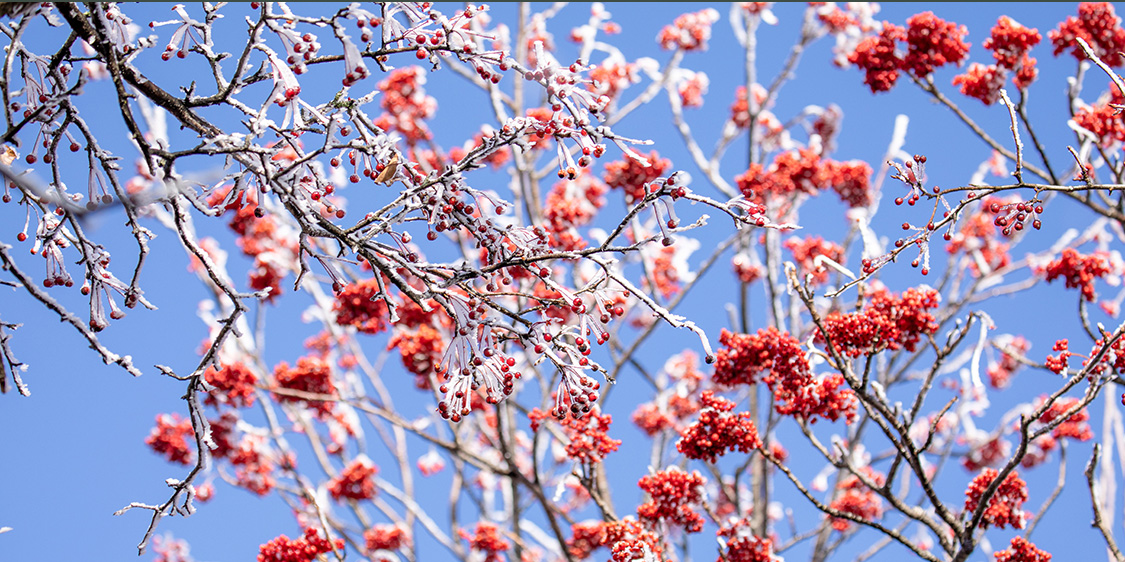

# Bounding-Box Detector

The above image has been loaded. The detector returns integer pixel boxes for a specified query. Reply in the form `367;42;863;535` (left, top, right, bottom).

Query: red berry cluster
604;518;662;562
228;437;277;496
543;170;608;251
1049;2;1125;67
730;84;768;129
828;467;886;531
204;361;259;408
603;151;672;204
825;159;874;208
964;468;1028;529
272;356;338;417
632;393;699;436
848;12;971;93
387;324;446;389
775;372;858;424
713;327;809;387
637;468;707;533
901;12;971;77
364;524;410;554
985;16;1043;69
333;279;391;334
1074;84;1125;148
1043;248;1110;302
952;16;1042;99
449;132;512;169
328;458;378;501
257;528;342;562
1037;397;1093;441
374;67;436;145
994;536;1052;562
946;199;1013;277
206;187;297;304
848;24;907;93
713;327;857;423
818;286;940;357
736;149;873;210
657;8;720;52
717;519;777;562
678;71;708;108
561;407;622;466
587;59;638;104
785;235;846;286
676;391;761;463
205;411;238;460
987;335;1030;389
952;63;1005;105
1083;335;1125;376
962;435;1011;472
465;522;509;562
987;196;1044;235
1044;339;1070;375
567;521;608;559
146;413;195;466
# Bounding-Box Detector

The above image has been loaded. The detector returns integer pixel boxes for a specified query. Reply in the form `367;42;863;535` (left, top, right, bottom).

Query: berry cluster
387;324;446;389
736;149;873;211
676;391;761;463
713;327;810;387
333;279;391;334
272;356;338;417
207;185;297;303
954;14;1043;104
603;151;672;204
717;519;778;562
567;521;608;560
945;197;1014;277
658;9;720;52
1043;248;1110;302
848;12;970;93
963;435;1011;472
1049;2;1125;67
775;372;858;424
1044;339;1071;375
902;12;971;77
1037;397;1093;441
561;407;622;466
637;468;708;533
987;335;1030;389
964;468;1028;529
818;286;940;357
203;361;259;408
987;196;1044;235
364;524;409;556
373;67;437;146
465;522;510;562
1073;84;1125;147
1084;335;1125;377
586;58;638;105
228;436;277;496
677;70;709;108
995;537;1052;562
785;235;846;286
828;468;886;531
257;528;342;562
328;458;378;501
544;170;608;251
146;413;195;466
